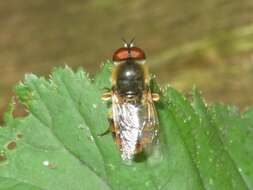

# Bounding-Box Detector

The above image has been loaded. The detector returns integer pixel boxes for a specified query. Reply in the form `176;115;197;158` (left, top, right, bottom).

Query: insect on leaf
0;63;252;190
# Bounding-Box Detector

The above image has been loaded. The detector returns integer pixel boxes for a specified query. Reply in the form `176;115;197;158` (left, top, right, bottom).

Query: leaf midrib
169;107;206;190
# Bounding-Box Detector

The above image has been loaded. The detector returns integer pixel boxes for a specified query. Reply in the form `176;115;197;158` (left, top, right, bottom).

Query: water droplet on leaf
43;160;49;166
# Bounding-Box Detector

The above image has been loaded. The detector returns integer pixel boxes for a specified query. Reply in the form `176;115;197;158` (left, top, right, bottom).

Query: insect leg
108;110;121;146
98;118;122;149
151;93;160;101
97;109;121;140
97;127;110;137
101;91;112;101
97;109;113;137
113;123;121;147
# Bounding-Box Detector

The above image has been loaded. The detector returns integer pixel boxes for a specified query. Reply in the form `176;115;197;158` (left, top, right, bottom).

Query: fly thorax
115;59;146;97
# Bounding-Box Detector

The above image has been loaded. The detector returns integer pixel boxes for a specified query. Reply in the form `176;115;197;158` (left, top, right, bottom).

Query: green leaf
0;63;252;190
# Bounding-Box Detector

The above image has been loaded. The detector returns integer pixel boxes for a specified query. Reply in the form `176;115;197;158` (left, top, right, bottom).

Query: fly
101;39;160;160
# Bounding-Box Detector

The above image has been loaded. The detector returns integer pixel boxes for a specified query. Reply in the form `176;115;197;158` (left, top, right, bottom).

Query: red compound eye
113;47;129;62
130;47;146;60
113;47;146;62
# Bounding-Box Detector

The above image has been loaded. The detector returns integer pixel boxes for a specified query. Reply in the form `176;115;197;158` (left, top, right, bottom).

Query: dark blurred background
1;0;253;123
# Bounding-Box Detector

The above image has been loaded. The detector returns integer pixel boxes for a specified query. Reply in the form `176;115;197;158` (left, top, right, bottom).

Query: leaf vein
30;82;111;189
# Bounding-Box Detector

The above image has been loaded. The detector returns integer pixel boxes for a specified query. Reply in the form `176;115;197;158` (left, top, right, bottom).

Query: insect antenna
121;37;128;47
129;37;135;47
121;37;135;47
121;37;135;58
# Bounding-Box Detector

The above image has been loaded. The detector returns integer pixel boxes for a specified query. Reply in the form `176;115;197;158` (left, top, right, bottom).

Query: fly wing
137;91;159;149
111;91;159;160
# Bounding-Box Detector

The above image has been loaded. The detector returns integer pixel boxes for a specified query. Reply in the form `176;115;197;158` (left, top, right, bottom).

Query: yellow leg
101;92;112;101
152;93;160;101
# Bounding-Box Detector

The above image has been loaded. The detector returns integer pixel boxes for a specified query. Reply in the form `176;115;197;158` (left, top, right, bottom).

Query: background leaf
0;63;252;190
